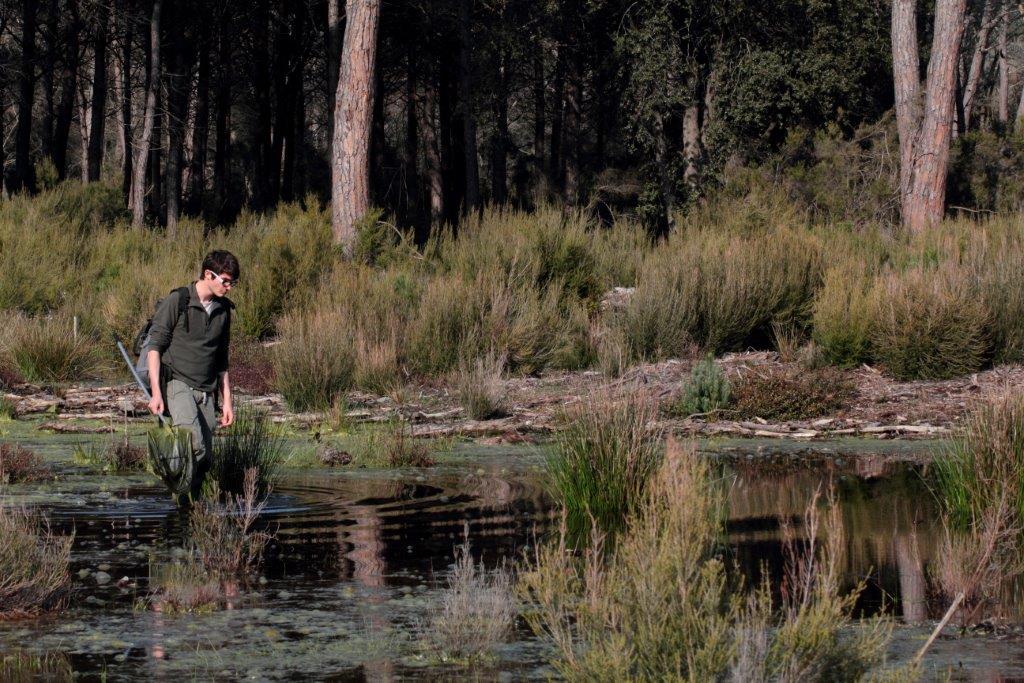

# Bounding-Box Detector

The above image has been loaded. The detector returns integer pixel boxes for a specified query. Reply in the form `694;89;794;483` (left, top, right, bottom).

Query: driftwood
37;421;116;434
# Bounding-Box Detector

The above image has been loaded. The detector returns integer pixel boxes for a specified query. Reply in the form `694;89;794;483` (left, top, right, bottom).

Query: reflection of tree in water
728;464;945;619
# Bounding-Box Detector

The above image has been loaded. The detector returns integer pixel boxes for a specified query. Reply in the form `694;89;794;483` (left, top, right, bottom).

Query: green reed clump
666;355;731;417
2;313;101;384
0;507;72;619
0;396;17;420
933;394;1024;531
272;308;356;411
546;390;663;537
871;266;989;380
210;406;285;497
427;536;516;662
521;439;895;681
732;365;854;421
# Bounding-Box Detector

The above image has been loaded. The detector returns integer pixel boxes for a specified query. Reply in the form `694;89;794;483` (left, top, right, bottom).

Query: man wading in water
146;250;238;502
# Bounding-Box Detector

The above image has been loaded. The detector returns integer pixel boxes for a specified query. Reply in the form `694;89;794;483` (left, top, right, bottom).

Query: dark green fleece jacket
146;283;233;393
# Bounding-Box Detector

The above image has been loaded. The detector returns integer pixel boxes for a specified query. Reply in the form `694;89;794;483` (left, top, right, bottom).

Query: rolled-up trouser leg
166;379;216;501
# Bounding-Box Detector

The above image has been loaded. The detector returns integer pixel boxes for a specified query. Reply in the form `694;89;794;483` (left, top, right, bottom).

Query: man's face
207;270;236;296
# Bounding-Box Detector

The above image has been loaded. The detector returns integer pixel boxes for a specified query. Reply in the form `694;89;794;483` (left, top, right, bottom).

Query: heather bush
72;437;147;474
0;444;51;484
522;440;895;681
871;266;989;380
732;365;854;421
454;352;508;420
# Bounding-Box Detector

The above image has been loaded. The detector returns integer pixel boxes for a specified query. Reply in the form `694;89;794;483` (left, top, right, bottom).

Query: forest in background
0;0;1022;238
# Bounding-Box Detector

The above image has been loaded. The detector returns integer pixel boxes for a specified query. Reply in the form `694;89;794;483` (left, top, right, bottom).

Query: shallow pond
2;429;1023;680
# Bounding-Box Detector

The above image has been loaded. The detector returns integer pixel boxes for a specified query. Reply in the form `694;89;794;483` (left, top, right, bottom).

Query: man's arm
147;349;164;416
144;292;178;417
219;371;234;427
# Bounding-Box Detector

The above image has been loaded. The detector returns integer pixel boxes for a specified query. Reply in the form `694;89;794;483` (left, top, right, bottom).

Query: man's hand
149;393;165;416
220;401;234;427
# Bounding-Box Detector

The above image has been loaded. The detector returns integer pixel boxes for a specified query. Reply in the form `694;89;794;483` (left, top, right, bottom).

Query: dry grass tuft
454;352;508;421
0;507;72;619
427;532;516;662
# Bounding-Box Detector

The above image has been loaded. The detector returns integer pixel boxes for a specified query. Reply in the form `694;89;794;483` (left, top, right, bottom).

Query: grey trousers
166;378;216;500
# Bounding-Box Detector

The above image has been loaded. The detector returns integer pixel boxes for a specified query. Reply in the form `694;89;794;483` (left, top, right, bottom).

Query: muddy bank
5;351;1021;443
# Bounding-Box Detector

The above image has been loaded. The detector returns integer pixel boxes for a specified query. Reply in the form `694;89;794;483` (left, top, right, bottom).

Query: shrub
592;323;629;378
272;309;356;411
0;507;72;619
966;222;1024;364
353;329;402;395
614;228;822;360
811;263;875;368
546;390;663;537
732;365;854;421
3;313;100;384
228;342;276;395
454;353;508;421
0;444;51;484
405;275;482;376
871;266;989;381
666;355;731;417
210;406;285;497
427;535;516;662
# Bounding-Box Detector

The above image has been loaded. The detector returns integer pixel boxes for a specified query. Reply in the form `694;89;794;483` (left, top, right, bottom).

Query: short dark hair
201;250;240;281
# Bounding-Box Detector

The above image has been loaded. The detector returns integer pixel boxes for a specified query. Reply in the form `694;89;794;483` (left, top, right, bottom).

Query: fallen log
38;421;115;434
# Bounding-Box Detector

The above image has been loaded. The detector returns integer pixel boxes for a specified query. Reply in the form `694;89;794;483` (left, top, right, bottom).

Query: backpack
133;287;191;388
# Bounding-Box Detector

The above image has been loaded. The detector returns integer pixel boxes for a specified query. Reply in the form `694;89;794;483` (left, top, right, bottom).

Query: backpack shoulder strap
173;286;191;333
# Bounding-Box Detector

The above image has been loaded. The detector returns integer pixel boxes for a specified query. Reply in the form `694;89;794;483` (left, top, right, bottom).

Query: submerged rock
93;571;111;585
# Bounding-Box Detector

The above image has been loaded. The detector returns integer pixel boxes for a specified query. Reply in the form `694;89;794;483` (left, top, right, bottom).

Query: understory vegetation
4;174;1024;411
209;406;286;496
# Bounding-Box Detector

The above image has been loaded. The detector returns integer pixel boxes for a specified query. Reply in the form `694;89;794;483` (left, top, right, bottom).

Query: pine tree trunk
119;0;133;200
213;6;231;219
40;0;57;163
997;0;1009;124
186;20;209;215
130;0;161;227
962;0;993;129
532;51;545;171
892;0;921;206
404;43;420;225
903;0;968;233
682;102;701;184
164;25;189;236
327;0;342;159
87;0;109;182
251;0;272;209
421;75;444;226
458;0;479;212
52;0;79;180
331;0;381;255
490;54;508;205
13;0;38;193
